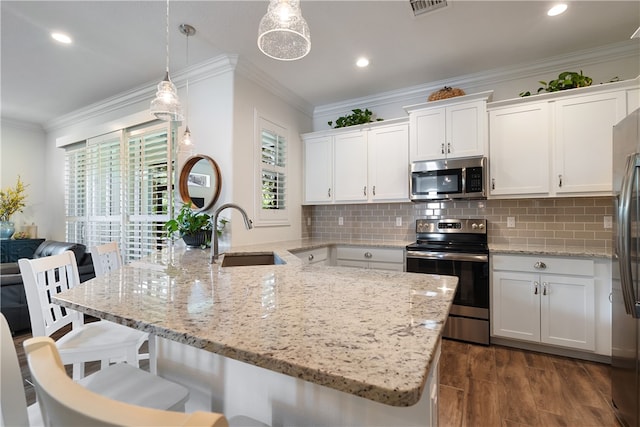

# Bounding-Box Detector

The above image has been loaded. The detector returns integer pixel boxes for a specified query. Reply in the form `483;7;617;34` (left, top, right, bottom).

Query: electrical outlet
507;217;516;228
604;216;612;229
338;217;344;226
396;217;402;227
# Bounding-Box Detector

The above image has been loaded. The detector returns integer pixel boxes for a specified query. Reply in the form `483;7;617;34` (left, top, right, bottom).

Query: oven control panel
416;218;487;234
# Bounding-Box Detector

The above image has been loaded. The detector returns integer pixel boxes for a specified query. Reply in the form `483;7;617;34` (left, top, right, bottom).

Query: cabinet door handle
363;186;367;196
543;282;548;296
534;261;547;270
491;178;495;190
534;281;539;295
441;143;445;154
447;142;451;154
308;254;314;261
364;252;373;259
373;186;376;196
328;188;331;198
558;174;563;188
609;292;613;303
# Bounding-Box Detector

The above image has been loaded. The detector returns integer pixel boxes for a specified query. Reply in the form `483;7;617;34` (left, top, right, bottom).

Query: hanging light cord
164;0;170;74
185;28;189;123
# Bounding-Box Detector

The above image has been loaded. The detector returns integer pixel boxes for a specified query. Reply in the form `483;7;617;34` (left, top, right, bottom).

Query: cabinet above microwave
404;91;493;162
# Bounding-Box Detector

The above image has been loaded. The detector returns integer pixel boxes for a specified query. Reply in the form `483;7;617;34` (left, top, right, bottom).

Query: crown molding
45;55;240;133
234;57;314;118
314;40;640;117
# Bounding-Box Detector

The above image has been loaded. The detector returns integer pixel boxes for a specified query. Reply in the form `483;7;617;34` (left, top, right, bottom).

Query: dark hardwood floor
439;339;620;427
13;329;619;426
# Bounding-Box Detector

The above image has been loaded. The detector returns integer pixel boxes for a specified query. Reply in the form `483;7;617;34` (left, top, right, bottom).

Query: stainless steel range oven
406;218;489;345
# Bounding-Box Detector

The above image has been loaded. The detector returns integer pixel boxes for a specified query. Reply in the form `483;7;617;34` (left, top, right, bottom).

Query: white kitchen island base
158;337;441;427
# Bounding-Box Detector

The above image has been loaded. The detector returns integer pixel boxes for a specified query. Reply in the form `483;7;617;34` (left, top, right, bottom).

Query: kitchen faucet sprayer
210;203;253;263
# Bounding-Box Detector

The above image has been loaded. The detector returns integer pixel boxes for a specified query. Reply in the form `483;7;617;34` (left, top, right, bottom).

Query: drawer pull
364;252;373;259
308;254;314;261
534;261;547;270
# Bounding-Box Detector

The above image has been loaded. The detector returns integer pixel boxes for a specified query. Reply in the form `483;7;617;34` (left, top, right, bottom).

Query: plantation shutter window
255;115;289;226
64;143;87;244
124;125;172;262
63;122;174;263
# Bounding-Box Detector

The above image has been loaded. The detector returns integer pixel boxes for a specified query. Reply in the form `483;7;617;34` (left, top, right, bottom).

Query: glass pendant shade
151;71;183;122
182;126;193;147
258;0;311;61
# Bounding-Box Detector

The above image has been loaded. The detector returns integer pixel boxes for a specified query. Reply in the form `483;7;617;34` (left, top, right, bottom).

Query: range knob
478;223;485;230
472;223;478;229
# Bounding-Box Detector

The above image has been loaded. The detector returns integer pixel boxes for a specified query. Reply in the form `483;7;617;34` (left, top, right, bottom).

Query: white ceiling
1;1;639;126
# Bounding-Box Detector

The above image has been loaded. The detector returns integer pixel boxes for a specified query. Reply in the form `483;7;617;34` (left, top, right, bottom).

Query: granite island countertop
53;243;457;407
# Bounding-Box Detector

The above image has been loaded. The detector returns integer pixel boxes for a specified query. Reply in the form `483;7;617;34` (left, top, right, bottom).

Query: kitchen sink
220;252;285;267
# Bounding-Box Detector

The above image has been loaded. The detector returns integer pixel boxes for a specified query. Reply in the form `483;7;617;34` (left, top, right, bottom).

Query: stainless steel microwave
410;156;487;201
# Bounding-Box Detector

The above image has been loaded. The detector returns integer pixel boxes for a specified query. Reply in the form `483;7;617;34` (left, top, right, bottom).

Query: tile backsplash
302;197;614;251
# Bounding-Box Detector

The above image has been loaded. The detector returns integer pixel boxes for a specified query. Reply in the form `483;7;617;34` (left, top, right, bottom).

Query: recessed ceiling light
547;4;567;17
51;32;72;44
356;57;369;68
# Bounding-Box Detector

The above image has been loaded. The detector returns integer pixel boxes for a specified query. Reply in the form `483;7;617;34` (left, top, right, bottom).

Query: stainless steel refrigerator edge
613;108;640;427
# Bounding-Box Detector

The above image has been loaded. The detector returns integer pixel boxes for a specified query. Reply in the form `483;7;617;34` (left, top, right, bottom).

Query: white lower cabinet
336;246;404;271
293;247;329;266
491;254;596;352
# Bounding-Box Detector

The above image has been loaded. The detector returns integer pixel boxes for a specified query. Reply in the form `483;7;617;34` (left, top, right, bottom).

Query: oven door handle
406;250;488;263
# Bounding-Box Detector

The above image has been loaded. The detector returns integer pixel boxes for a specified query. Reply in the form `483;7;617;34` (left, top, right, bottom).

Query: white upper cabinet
489;102;550;196
404;92;492;162
334;131;368;202
302;120;409;205
553;90;626;194
487;77;638;198
368;124;409;202
303;135;333;204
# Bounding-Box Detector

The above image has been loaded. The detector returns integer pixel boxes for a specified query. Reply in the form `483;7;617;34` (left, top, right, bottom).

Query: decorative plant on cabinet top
328;108;383;128
520;70;593;97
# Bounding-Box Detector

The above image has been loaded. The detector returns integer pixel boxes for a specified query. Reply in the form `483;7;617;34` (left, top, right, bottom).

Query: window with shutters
255;114;289;226
64;122;174;263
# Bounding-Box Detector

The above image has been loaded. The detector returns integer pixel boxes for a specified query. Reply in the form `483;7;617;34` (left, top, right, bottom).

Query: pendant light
150;0;183;122
257;0;311;61
179;24;195;148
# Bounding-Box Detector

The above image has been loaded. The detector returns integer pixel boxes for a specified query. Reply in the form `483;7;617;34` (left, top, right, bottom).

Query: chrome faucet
210;203;253;263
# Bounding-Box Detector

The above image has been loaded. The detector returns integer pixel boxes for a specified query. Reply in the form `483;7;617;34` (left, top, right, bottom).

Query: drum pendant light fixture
179;24;195;148
150;0;183;122
258;0;311;61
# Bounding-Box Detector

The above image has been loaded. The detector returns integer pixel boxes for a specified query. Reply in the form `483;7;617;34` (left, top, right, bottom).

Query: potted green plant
164;203;213;248
519;70;593;97
328;108;383;128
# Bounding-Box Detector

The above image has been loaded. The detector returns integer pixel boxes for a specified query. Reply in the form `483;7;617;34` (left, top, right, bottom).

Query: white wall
0;119;47;237
230;73;312;245
176;69;235;209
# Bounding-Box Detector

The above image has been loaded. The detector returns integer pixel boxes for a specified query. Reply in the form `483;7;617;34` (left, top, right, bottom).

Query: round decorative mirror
178;154;222;212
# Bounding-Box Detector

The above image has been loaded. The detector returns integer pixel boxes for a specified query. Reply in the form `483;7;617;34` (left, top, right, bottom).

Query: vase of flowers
0;176;28;240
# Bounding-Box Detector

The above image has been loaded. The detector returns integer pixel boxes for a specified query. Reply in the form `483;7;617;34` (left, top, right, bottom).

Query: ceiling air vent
410;0;448;17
